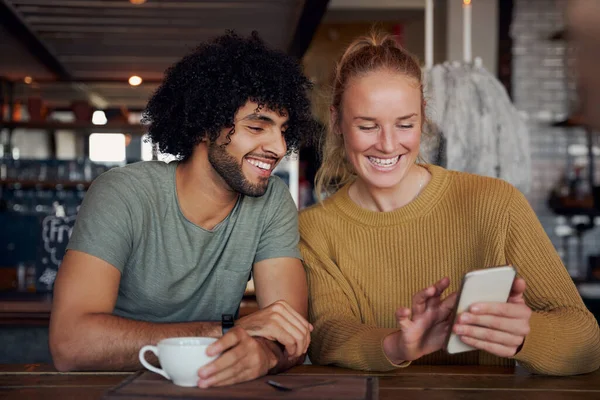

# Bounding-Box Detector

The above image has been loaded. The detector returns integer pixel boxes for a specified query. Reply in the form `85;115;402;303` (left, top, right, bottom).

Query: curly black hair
142;31;315;160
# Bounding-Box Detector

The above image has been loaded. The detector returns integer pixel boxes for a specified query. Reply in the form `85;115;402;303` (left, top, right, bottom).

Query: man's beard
207;143;270;197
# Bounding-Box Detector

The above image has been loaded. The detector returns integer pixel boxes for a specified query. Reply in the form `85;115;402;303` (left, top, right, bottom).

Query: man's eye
359;126;376;131
249;126;263;132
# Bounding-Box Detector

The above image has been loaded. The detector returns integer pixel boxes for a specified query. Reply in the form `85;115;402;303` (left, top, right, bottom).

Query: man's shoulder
247;174;293;207
91;161;174;195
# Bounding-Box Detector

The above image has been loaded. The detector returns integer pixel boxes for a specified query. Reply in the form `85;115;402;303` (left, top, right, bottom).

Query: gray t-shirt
67;161;301;323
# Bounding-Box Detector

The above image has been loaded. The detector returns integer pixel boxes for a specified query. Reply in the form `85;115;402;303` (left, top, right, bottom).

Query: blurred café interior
0;0;599;363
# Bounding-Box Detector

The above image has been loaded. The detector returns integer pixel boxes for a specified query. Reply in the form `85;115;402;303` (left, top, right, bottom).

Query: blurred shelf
551;114;585;128
0;179;91;189
0;292;52;326
1;121;148;135
578;282;600;299
550;207;600;218
0;292;258;324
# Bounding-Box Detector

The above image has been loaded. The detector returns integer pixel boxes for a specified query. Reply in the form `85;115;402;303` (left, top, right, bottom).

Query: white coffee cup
139;337;219;387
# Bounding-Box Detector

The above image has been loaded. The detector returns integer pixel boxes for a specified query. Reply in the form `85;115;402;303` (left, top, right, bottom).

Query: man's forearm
51;313;221;371
255;337;306;374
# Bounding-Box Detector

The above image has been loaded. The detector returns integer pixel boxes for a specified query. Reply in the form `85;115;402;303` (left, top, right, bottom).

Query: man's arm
49;250;222;372
252;256;310;372
195;257;311;388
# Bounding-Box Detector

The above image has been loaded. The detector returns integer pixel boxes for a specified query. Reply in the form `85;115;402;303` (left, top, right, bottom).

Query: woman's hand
383;277;457;363
452;277;532;358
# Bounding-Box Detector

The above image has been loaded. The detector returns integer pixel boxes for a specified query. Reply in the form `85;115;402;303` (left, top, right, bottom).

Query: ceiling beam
0;0;71;80
288;0;330;59
10;0;288;9
328;0;425;9
0;0;107;108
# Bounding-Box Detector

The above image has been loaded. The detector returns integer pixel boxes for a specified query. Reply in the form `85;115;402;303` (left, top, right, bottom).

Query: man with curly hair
49;32;316;387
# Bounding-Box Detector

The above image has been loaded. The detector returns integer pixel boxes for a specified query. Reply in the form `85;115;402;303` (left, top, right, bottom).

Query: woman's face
336;69;422;191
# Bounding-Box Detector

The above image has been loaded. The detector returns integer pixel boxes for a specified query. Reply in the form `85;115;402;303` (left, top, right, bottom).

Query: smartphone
445;265;517;355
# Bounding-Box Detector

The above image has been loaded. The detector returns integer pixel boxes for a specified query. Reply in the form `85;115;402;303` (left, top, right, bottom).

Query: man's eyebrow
242;113;289;128
241;114;276;124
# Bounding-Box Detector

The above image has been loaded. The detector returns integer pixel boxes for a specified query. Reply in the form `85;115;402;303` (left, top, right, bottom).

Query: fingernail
455;325;464;334
199;368;212;379
460;313;471;323
470;305;480;313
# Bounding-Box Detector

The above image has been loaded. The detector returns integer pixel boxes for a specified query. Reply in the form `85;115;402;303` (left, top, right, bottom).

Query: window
89;133;126;163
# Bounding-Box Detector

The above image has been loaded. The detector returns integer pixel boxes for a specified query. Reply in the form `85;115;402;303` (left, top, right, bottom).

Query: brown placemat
103;371;378;400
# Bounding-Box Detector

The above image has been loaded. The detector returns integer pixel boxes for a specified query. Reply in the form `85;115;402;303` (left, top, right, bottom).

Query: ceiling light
129;75;142;86
23;76;33;84
92;110;107;125
129;0;147;4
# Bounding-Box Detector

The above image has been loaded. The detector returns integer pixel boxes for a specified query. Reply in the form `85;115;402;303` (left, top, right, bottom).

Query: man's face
208;101;289;197
568;0;600;129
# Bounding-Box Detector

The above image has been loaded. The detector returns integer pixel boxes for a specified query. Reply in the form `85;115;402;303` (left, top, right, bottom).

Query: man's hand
453;277;532;357
384;277;457;363
196;327;277;388
235;299;312;358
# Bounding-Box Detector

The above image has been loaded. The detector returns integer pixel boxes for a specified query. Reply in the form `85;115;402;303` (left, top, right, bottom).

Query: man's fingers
206;328;243;356
199;336;247;380
264;301;311;357
270;301;311;336
201;368;256;388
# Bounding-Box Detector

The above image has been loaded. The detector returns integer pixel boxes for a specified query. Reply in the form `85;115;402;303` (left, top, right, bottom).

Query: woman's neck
348;164;430;212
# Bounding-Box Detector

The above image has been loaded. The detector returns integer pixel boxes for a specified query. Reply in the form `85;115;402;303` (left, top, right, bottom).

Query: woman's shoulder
427;166;522;217
299;194;343;233
299;199;334;225
437;167;518;198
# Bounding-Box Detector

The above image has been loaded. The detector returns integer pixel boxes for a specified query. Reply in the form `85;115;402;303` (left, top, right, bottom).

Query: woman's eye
398;124;414;129
358;126;376;131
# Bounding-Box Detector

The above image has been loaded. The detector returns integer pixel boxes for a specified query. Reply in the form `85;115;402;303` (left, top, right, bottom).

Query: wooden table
0;364;599;399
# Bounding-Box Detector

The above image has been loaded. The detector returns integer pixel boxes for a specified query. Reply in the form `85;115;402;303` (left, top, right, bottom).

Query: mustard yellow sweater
299;165;600;375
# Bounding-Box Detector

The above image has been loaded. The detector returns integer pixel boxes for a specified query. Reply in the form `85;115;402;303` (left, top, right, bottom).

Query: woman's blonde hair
314;31;424;200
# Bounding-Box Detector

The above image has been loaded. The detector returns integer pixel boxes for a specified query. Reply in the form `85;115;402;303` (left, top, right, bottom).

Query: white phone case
445;265;517;354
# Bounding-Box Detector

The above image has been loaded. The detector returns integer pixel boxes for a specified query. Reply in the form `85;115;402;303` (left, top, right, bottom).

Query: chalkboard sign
36;213;77;291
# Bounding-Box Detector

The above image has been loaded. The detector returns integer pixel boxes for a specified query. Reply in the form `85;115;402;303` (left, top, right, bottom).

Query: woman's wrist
383;331;410;364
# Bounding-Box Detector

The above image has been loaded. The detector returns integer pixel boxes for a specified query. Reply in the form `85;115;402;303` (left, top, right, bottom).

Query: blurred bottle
25;263;37;293
16;263;26;292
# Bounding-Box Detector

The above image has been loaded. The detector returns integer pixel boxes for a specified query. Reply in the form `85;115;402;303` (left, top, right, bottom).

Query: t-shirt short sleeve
253;177;302;264
67;171;134;272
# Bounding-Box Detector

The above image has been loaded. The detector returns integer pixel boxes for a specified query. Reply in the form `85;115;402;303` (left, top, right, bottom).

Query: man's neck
175;146;239;230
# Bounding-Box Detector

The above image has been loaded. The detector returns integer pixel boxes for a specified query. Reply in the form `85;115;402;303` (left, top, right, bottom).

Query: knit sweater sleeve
505;189;600;375
299;227;409;371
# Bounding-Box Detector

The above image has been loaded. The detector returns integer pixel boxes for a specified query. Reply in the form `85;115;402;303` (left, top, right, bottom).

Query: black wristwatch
221;314;234;336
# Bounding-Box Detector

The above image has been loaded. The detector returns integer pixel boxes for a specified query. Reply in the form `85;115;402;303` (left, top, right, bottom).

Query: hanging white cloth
423;61;532;194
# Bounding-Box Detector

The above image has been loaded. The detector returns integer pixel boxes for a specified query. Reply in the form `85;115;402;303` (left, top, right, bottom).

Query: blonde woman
299;32;600;375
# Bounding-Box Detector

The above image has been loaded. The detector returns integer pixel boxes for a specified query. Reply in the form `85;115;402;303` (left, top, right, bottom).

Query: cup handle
139;345;170;380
